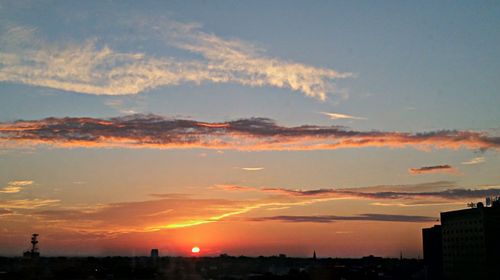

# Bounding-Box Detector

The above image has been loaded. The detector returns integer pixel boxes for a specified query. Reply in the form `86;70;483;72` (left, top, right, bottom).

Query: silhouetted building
150;249;159;258
422;225;442;280
423;199;500;280
441;201;500;279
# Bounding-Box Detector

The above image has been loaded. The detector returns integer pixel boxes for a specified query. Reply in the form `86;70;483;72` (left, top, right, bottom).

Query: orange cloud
22;195;335;236
1;181;498;245
0;180;34;193
1;115;498;151
0;198;59;209
0;208;13;215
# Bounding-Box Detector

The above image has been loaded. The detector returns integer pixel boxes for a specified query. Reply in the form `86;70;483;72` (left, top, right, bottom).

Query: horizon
1;1;499;259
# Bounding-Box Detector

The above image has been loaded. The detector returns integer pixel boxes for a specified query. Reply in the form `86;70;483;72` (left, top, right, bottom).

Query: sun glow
191;246;200;254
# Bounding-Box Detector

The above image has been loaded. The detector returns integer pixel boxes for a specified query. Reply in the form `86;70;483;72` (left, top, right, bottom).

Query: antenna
30;233;39;254
23;233;40;258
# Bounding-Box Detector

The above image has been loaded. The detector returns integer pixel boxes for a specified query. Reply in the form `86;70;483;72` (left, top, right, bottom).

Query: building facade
422;225;442;280
423;201;500;280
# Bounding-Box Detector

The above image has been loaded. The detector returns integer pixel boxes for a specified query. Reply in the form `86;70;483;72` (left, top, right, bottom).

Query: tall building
422;225;442;280
423;200;500;280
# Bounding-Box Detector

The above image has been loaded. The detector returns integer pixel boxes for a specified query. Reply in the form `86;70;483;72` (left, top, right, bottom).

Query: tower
23;233;40;258
151;248;159;258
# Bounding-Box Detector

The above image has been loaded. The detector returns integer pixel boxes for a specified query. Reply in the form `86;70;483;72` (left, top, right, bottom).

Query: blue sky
1;0;499;130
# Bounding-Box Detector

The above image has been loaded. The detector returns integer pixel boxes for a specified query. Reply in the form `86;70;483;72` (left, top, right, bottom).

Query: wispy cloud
0;198;59;209
241;167;264;171
462;156;485;165
215;185;258;192
249;214;437;223
33;197;244;232
320;112;366;120
408;165;457;175
30;195;345;233
218;182;500;204
0;180;33;193
164;22;352;100
0;21;352;100
347;181;456;193
2;181;498;236
1;115;499;151
0;208;13;215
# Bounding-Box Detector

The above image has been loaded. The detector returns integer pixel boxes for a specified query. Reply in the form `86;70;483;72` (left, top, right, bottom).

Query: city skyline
1;1;499;257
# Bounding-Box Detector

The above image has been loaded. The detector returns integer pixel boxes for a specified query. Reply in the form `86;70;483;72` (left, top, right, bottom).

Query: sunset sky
1;1;499;258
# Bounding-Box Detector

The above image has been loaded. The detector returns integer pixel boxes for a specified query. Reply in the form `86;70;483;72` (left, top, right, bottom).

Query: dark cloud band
220;184;500;201
409;165;456;175
1;114;499;151
249;213;437;223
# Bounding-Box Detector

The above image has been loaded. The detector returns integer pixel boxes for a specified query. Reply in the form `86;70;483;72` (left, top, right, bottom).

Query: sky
0;0;500;258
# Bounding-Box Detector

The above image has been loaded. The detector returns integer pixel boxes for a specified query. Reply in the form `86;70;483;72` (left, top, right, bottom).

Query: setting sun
191;246;200;254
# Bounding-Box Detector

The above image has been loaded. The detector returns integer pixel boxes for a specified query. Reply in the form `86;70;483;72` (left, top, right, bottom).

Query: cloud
0;21;351;100
0;180;34;193
7;180;34;186
218;183;500;203
320;112;366;120
0;39;207;96
3;182;498;236
249;213;437;223
462;156;485;165
30;195;344;233
370;202;465;207
346;181;457;193
215;185;258;192
241;167;264;171
164;22;352;100
0;208;13;215
0;198;59;209
1;115;499;151
0;186;22;194
408;165;457;175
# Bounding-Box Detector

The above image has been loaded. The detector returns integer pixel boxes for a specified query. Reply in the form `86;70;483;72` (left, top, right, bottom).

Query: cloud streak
1;114;499;151
0;198;59;209
0;208;13;215
0;21;351;100
249;213;437;223
320;112;366;120
164;22;352;100
0;180;34;193
408;165;457;175
29;195;347;234
241;167;265;171
219;183;500;204
462;157;485;165
2;181;498;236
